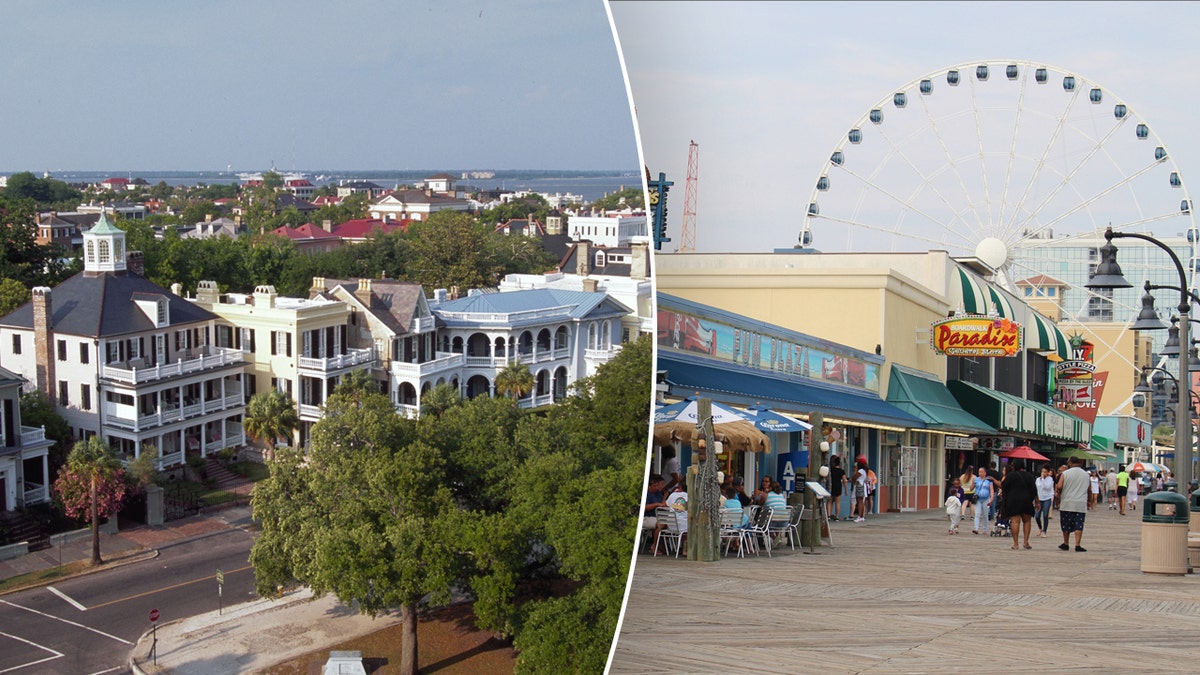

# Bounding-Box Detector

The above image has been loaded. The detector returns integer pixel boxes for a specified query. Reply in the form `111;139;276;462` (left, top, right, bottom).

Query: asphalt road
0;528;256;675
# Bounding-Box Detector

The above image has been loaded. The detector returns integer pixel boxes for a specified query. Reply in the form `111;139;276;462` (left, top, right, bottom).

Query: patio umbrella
1128;461;1163;473
742;403;813;433
653;398;769;453
1000;445;1050;462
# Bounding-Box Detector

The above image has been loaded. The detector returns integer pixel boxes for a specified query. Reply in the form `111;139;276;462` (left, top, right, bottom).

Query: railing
298;347;374;373
20;425;46;446
391;352;465;377
298;403;322;419
23;483;47;504
518;394;555;409
224;394;242;408
411;316;435;333
394;403;420;418
99;347;245;385
437;304;575;323
584;346;622;361
157;451;184;469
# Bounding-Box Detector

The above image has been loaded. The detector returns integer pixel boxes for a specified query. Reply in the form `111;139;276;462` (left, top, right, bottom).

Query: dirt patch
258;601;515;674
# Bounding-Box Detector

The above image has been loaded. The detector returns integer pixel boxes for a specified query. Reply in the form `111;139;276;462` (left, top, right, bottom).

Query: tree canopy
250;333;652;674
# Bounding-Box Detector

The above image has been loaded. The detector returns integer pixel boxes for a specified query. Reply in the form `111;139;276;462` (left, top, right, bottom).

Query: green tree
587;186;644;211
19;390;73;472
405;211;502;290
494;360;535;400
250;388;453;675
0;277;30;316
242;390;299;460
53;437;127;565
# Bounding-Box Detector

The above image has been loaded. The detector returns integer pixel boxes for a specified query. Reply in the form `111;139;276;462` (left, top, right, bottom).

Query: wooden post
802;411;824;549
686;398;721;561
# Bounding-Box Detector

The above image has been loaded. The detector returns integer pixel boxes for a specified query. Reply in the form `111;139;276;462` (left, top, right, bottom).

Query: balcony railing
437;304;574;324
23;482;47;504
391;352;465;378
100;347;245;385
394;403;420;418
584;346;622;361
298;347;375;373
298;403;322;419
20;425;47;446
411;316;435;333
517;393;555;409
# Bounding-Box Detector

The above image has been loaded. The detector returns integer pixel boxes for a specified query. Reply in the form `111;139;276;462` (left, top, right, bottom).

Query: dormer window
595;251;606;267
157;299;167;325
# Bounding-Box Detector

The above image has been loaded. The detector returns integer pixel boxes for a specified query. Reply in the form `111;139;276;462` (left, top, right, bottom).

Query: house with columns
0;214;247;470
189;281;375;450
0;366;54;512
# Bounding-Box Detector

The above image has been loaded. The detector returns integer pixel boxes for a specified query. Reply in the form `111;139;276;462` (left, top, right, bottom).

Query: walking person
828;455;847;521
1056;456;1091;552
1035;465;1056;538
972;466;999;534
1116;464;1130;516
946;479;964;534
852;458;868;522
1106;468;1119;510
960;466;976;519
1126;473;1139;511
1002;460;1038;549
1088;470;1100;510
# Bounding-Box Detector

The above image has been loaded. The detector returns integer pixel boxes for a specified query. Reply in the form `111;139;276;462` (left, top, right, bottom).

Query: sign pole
148;608;160;665
802;412;823;550
216;569;224;615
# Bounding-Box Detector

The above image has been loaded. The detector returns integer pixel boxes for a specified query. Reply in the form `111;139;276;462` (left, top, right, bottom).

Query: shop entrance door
898;445;918;512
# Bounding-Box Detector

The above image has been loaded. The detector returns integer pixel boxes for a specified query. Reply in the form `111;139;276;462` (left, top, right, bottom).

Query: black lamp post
1086;226;1193;483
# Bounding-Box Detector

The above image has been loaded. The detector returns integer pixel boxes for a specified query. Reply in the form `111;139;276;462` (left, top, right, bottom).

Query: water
9;169;642;204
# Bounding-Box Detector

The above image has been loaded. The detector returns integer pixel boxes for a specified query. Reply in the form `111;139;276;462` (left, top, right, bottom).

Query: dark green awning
947;379;1089;443
887;365;995;435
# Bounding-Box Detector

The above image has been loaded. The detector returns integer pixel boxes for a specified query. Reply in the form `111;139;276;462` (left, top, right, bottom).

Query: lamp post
1087;226;1193;483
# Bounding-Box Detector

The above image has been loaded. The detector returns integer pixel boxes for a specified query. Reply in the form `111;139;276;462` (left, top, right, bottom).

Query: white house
567;213;647;248
0;215;247;469
0;366;54;512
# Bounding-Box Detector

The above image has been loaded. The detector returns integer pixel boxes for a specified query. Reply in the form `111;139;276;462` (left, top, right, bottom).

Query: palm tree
63;437;124;565
493;359;535;400
243;390;299;460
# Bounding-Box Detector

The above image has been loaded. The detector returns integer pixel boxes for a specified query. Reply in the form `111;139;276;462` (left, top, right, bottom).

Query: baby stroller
990;502;1011;537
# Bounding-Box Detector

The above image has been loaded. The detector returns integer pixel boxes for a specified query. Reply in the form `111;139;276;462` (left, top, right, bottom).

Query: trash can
1165;480;1178;493
1141;491;1190;575
1191;489;1200;534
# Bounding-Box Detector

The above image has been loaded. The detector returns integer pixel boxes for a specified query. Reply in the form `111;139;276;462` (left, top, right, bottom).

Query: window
79;343;89;364
1023;288;1032;297
58;380;69;405
157;300;167;325
81;384;91;411
57;339;67;361
98;239;110;264
1047;288;1056;297
272;331;292;357
11;334;20;355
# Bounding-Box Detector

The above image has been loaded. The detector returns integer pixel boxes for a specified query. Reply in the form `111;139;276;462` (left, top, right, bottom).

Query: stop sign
149;608;160;623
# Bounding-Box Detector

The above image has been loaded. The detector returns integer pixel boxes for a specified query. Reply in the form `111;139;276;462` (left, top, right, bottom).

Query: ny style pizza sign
930;316;1022;357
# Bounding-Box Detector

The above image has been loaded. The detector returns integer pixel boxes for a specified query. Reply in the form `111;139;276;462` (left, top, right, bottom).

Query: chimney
582;278;599;293
433;289;447;305
631;240;649;281
196;280;220;304
205;213;213;222
576;241;590;276
126;250;145;277
449;285;460;300
253;285;277;308
322;219;332;232
171;282;183;297
31;287;55;402
355;278;373;305
310;276;326;297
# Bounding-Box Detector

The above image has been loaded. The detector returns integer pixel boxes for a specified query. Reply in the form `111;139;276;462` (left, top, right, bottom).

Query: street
0;528;255;674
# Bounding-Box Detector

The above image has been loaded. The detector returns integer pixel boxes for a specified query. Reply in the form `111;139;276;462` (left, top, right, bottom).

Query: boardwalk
612;503;1200;673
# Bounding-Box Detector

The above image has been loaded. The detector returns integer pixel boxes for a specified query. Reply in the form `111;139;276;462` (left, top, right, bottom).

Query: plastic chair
746;506;774;557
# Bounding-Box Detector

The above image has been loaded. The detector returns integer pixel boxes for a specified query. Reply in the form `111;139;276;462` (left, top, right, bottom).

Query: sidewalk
613;502;1200;673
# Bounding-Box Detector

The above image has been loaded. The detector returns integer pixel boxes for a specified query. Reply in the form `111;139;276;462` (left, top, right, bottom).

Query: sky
0;0;639;173
611;1;1200;254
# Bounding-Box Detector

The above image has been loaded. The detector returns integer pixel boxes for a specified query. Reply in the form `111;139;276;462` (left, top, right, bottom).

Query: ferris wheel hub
976;237;1009;270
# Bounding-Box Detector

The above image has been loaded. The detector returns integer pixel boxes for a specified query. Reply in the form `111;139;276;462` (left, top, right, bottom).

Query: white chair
786;504;805;549
768;505;794;550
719;508;748;557
746;506;774;557
655;507;684;558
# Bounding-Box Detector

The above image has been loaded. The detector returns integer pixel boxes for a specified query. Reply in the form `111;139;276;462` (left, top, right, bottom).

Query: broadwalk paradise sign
930;315;1022;357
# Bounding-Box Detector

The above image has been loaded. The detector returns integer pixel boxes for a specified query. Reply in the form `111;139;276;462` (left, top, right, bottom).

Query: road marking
86;668;125;675
86;564;253;611
0;630;64;673
47;585;88;611
0;600;131;645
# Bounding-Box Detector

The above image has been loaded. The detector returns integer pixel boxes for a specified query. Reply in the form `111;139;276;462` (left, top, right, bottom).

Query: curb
0;548;159;597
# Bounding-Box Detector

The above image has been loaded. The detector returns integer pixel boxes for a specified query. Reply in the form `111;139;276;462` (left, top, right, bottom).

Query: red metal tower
679;140;699;252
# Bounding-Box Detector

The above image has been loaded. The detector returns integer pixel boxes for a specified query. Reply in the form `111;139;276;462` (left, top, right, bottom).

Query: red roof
285;179;313;187
332;218;407;239
103;177;129;184
311;195;343;206
1016;274;1067;287
272;223;339;240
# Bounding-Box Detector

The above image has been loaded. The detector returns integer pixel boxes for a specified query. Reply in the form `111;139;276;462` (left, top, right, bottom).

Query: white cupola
82;212;126;274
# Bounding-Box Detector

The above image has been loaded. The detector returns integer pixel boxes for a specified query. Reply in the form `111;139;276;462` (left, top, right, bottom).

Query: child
945;479;964;534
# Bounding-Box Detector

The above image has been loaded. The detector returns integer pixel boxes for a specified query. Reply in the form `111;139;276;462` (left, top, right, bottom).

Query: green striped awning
954;268;989;314
988;286;1015;319
1027;312;1070;361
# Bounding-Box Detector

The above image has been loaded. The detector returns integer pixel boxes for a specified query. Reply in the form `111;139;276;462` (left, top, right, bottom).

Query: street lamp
1086;226;1194;483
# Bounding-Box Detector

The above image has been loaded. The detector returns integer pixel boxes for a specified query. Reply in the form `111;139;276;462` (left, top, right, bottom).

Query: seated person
763;480;788;516
752;475;772;505
732;475;752;507
643;474;668;552
723;485;748;526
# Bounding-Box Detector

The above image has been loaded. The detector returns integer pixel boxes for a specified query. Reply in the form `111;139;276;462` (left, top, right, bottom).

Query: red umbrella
1000;445;1049;462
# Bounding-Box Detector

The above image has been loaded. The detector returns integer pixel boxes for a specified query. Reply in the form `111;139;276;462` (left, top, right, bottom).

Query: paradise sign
930;315;1022;357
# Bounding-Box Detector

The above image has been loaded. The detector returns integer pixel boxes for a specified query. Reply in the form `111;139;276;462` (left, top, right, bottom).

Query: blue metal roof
435;289;624;322
660;353;926;430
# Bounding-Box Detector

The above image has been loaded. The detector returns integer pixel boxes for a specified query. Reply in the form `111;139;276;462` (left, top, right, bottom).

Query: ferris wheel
799;59;1198;324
